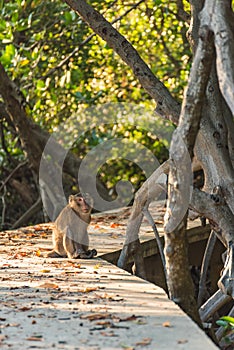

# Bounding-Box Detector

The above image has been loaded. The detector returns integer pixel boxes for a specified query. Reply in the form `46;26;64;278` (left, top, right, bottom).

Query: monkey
47;193;97;259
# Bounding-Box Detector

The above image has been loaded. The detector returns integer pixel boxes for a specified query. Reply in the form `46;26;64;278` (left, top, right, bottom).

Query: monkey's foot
218;243;234;298
79;249;97;259
46;250;64;258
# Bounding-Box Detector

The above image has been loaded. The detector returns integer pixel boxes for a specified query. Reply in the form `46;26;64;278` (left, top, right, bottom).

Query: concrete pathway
0;256;218;350
0;203;218;349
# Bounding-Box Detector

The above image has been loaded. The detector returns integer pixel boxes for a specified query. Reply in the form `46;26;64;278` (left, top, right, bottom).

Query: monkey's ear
69;195;74;203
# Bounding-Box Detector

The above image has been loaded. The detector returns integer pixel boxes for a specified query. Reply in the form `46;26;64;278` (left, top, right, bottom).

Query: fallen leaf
136;338;152;346
18;306;31;311
64;270;81;275
34;226;44;231
95;320;112;327
110;223;120;228
110;233;119;239
38;282;59;289
82;287;99;293
80;312;110;321
36;250;41;257
7;323;20;327
177;339;188;344
0;335;8;342
94;263;101;269
100;331;118;337
40;269;51;273
115;315;141;322
73;263;81;268
26;336;43;341
1;277;11;281
162;321;171;328
19;251;29;257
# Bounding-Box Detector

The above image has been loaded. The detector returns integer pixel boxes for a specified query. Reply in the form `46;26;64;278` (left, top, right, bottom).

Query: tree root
117;161;169;279
199;289;232;322
198;230;217;307
218;242;234;298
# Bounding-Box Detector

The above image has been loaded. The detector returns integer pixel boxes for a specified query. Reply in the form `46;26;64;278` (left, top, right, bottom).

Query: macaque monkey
47;193;97;259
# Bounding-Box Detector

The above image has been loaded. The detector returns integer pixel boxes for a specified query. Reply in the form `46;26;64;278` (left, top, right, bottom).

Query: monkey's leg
64;238;79;259
47;229;67;258
63;232;93;259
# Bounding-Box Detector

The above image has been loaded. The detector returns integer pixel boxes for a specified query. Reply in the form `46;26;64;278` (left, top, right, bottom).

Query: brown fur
47;193;97;259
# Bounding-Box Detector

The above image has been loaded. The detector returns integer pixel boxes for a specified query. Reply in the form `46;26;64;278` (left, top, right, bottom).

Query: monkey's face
69;193;93;214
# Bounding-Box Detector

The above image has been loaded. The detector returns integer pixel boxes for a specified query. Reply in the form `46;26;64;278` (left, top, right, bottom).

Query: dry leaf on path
18;306;31;311
95;320;112;327
80;312;110;321
177;339;188;344
135;338;152;346
38;282;59;289
110;223;120;228
36;250;41;257
94;263;101;269
100;331;118;337
26;336;43;341
81;286;99;293
162;321;172;327
40;269;51;273
0;335;8;341
114;315;141;322
93;224;101;229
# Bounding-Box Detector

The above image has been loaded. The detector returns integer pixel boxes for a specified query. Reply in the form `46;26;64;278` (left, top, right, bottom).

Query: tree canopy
0;0;190;226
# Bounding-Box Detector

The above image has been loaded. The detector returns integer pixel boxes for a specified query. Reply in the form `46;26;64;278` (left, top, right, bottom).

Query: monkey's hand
79;249;97;259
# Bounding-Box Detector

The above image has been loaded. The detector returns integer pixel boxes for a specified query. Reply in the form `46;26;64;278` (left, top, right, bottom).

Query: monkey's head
69;193;93;214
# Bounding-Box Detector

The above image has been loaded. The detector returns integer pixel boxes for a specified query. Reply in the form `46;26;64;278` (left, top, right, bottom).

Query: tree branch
191;188;234;246
32;0;145;84
202;0;234;115
64;0;181;122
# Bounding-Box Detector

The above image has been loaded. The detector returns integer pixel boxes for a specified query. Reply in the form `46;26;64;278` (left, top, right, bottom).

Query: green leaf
220;316;234;327
216;320;229;328
36;80;45;90
0;44;16;65
64;11;73;25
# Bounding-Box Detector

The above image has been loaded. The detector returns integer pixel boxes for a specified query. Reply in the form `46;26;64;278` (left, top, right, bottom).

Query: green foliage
216;316;234;345
0;0;191;224
73;122;169;192
1;0;190;124
217;316;234;329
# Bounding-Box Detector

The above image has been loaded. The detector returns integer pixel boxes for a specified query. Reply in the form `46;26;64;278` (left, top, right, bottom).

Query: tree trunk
0;63;110;220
